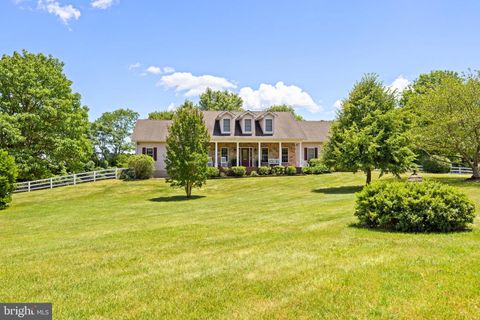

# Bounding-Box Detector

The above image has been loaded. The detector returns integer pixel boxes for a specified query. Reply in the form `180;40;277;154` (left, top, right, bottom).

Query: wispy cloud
239;81;322;113
91;0;116;10
158;72;237;96
128;62;141;70
333;99;342;109
386;75;411;97
37;0;80;25
146;66;162;75
163;66;175;74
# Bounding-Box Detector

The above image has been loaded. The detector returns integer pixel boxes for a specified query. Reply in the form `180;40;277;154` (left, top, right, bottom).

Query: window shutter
315;147;318;158
153;147;157;161
142;147;146;154
304;148;307;161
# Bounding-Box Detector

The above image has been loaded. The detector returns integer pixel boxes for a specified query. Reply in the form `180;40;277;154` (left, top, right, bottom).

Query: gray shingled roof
132;111;331;142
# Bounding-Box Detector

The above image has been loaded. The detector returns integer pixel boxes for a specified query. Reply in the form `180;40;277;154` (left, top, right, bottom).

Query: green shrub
308;158;323;167
421;155;451;173
0;150;17;210
116;154;135;168
206;166;220;179
250;170;259;177
258;166;271;175
219;171;227;178
286;166;297;175
302;166;311;174
355;181;475;232
230;166;246;177
272;165;285;175
128;154;155;179
302;164;330;174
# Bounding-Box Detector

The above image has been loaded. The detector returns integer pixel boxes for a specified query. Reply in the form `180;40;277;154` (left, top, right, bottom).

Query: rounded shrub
128;154;155;179
286;166;297;175
250;170;259;177
355;181;475;232
258;166;271;176
272;165;285;175
206;166;220;179
230;166;246;177
0;150;17;210
422;155;451;173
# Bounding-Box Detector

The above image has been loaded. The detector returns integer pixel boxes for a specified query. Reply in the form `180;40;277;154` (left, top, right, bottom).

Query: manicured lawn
1;173;480;319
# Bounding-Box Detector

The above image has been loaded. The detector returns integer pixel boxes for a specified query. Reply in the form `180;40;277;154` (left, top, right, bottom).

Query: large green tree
91;108;139;167
0;50;92;180
165;101;210;197
266;104;304;120
323;74;415;184
148;110;174;120
198;88;244;111
409;72;480;179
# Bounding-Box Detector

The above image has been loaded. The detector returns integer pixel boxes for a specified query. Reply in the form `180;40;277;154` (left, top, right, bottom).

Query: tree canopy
148;110;175;120
91;108;139;167
0;50;92;180
265;104;304;120
165;101;210;197
323;74;415;184
198;88;244;111
407;72;480;179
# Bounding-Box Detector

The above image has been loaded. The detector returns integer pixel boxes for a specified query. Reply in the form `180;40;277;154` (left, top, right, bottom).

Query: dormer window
223;118;231;133
244;119;252;133
265;118;273;133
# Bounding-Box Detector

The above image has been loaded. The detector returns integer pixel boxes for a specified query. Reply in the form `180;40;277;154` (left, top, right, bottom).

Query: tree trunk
185;182;192;198
471;162;480;180
366;168;372;185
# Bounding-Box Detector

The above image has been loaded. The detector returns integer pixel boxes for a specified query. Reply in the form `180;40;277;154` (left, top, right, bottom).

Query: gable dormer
256;112;276;135
236;111;256;135
216;111;235;135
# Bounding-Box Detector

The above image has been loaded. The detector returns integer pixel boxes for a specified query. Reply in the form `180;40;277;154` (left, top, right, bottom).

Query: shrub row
206;165;298;178
355;181;475;232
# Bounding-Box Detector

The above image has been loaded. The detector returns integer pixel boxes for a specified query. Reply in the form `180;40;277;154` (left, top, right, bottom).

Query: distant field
1;173;479;319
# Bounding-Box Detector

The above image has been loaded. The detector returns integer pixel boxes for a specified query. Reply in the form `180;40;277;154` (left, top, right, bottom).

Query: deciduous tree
148;110;174;120
199;88;244;111
266;104;303;120
165;101;210;197
323;74;415;184
0;50;92;180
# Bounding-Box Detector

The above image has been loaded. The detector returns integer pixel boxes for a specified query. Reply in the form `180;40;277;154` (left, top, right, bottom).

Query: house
132;111;332;177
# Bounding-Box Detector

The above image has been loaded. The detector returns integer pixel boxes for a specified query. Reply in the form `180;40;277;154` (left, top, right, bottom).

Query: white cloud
239;81;321;113
146;66;162;75
163;66;175;74
166;103;176;111
38;0;80;24
158;72;237;96
333;99;343;109
128;62;140;70
91;0;115;9
386;75;410;96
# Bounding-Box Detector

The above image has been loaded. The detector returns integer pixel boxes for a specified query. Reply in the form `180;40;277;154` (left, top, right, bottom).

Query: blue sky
1;0;480;120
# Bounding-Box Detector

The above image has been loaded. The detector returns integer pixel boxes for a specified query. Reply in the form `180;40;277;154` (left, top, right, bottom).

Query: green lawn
1;173;480;319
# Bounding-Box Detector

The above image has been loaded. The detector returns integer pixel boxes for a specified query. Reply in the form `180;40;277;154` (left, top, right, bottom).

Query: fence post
73;174;76;185
28;181;31;192
115;168;118;179
50;178;53;189
93;171;96;182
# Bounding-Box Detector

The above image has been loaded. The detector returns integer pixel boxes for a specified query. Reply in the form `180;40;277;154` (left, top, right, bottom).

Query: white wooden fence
15;168;125;193
417;165;473;174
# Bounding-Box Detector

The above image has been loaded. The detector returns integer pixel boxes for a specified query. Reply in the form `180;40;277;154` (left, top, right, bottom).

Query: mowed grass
1;173;480;319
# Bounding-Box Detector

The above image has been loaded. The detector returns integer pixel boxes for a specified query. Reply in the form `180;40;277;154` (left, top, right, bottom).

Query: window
282;147;288;163
221;147;229;161
307;148;316;161
223;118;231;133
244;118;252;133
265;118;273;133
261;148;269;162
145;147;154;158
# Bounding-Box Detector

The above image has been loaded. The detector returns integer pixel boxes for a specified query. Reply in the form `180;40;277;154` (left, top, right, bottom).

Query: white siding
136;142;167;177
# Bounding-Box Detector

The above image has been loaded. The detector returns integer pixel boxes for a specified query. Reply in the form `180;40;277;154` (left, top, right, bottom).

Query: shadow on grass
149;195;205;202
312;185;363;194
348;222;473;234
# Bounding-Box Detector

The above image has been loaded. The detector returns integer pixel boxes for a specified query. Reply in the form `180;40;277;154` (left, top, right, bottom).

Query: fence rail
417;165;473;175
15;168;125;193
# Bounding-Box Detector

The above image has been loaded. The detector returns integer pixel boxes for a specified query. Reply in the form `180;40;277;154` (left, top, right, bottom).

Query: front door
240;148;251;167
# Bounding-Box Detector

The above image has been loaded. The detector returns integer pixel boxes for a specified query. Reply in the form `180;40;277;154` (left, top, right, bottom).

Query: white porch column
236;142;239;166
258;142;261;167
279;142;282;166
214;142;218;167
299;142;303;167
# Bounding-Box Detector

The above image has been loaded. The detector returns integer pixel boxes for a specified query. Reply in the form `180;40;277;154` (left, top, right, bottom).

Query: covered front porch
208;141;306;168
